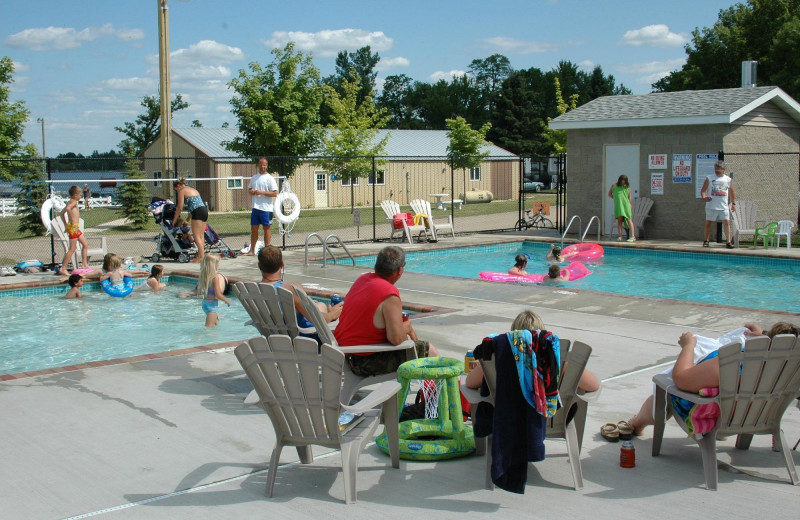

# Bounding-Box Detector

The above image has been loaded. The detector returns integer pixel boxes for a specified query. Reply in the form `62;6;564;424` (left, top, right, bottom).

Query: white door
603;144;640;235
314;172;328;208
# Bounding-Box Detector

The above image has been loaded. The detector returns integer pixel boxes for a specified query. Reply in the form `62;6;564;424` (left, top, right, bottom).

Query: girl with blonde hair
197;254;230;327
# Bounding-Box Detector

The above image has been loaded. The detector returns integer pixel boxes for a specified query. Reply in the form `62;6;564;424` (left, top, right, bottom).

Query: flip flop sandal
617;420;635;436
703;241;710;247
601;423;620;442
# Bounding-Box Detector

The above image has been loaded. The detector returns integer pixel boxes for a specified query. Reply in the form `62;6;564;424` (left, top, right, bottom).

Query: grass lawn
1;197;555;241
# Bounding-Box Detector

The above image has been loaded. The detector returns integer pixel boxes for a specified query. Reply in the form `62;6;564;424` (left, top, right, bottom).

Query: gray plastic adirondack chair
730;201;758;247
295;285;417;405
233;282;307;338
652;334;800;490
461;338;600;490
51;218;107;269
410;199;454;241
235;335;401;504
380;199;428;244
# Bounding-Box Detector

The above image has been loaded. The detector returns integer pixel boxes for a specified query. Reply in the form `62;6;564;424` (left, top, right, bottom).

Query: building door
314;172;328;208
603;144;640;235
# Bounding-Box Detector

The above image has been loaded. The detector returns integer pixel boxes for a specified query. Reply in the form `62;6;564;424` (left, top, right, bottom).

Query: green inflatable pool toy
376;356;475;461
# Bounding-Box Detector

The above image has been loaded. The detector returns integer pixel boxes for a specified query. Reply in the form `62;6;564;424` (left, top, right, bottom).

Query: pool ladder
559;215;601;249
304;233;356;267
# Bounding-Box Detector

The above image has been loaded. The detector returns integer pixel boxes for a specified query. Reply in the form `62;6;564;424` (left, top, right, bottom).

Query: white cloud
578;60;595;71
170;40;245;66
377;56;410;71
264;29;393;57
98;77;158;92
616;58;685;75
5;23;144;51
482;37;561;54
12;60;30;72
428;70;467;83
619;25;687;48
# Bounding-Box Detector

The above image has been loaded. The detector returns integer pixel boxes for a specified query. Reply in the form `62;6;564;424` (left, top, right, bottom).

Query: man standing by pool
334;245;438;376
700;160;735;249
244;157;279;255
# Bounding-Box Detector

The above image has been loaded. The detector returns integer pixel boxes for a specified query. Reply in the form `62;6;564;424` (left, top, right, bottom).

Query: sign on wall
649;154;667;169
672;153;692;184
651;172;664;195
695;153;719;198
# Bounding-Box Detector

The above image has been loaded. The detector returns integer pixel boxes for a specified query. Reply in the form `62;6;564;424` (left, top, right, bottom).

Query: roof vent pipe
741;61;757;88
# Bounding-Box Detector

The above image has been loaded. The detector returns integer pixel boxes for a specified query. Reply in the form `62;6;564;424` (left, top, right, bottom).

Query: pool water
0;279;254;376
351;243;800;314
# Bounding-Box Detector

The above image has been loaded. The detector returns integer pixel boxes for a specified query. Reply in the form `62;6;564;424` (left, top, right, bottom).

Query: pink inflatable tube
480;261;592;283
561;243;604;262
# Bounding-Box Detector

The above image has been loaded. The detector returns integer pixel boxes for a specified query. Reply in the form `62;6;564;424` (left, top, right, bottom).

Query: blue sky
3;0;736;156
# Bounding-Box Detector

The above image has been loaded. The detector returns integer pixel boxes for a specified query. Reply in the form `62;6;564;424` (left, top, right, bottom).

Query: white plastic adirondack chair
51;218;107;269
410;199;454;241
461;338;600;491
608;197;653;240
233;282;307;338
235;335;401;504
380;200;428;244
730;201;758;247
295;285;417;405
776;220;794;249
652;334;800;490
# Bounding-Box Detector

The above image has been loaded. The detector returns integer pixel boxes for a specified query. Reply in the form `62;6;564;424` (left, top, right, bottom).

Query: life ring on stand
480;261;592;283
101;276;134;297
561;243;604;262
274;191;301;224
40;196;66;234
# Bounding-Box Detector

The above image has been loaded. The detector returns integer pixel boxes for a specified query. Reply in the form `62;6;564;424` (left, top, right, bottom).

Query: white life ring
274;191;301;224
40;196;66;234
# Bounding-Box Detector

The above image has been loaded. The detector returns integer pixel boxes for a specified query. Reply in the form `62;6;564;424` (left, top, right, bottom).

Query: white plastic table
429;193;449;210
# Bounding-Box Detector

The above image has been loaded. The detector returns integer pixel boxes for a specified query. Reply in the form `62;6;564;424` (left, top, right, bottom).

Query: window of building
469;166;481;181
341;176;360;187
153;171;162;187
368;170;385;185
226;177;243;189
316;172;327;191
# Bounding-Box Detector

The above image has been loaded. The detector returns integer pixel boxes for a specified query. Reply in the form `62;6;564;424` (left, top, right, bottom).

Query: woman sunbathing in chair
622;321;800;438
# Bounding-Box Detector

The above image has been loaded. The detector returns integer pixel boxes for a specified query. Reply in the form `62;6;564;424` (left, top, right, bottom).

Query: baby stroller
203;221;236;258
149;198;197;263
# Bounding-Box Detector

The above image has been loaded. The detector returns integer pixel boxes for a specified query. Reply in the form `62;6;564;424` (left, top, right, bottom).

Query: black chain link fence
0;154;566;268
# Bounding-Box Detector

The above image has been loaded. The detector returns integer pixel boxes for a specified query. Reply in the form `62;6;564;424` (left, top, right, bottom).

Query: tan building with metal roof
141;128;519;212
549;86;800;241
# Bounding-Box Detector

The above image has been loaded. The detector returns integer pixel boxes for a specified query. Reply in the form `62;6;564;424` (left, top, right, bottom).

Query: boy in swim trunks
65;273;84;299
58;185;89;275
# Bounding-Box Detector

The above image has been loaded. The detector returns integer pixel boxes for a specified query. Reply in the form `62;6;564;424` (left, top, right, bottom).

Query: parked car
522;181;545;192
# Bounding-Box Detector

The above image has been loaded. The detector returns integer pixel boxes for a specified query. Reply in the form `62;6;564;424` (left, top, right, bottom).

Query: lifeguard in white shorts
700;160;736;249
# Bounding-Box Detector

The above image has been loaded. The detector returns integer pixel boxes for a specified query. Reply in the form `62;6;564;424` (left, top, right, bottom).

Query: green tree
1;56;34;180
115;145;151;229
468;54;512;114
487;67;552;156
227;42;324;176
377;74;423;129
13;159;46;236
191;119;202;127
317;71;391;211
542;77;579;154
415;75;485;129
446;116;491;202
114;94;189;155
653;0;800;100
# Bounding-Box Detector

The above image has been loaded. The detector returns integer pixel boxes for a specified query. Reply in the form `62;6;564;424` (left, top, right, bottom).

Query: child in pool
546;244;563;262
139;264;166;292
508;254;529;276
99;253;125;288
197;254;230;327
65;274;83;299
544;264;570;282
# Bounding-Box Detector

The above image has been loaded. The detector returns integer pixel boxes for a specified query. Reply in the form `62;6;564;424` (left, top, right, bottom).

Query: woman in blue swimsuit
174;177;208;262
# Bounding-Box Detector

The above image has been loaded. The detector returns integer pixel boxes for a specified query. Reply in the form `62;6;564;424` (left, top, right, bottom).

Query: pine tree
116;146;151;229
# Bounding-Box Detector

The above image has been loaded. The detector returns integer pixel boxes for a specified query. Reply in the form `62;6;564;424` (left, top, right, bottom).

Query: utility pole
158;0;172;197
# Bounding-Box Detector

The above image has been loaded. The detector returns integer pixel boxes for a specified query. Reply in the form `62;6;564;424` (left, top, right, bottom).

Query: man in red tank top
334;246;438;376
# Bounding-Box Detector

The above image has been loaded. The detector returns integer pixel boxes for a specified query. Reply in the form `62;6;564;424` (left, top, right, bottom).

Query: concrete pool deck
1;233;799;519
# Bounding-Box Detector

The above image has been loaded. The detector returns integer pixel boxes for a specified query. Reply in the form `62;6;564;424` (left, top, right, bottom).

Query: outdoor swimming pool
0;277;255;376
352;242;800;314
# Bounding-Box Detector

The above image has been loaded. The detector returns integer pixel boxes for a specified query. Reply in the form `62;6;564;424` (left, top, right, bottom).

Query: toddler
65;274;83;299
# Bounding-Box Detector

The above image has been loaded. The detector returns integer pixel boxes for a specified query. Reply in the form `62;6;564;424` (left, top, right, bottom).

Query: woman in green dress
608;174;635;242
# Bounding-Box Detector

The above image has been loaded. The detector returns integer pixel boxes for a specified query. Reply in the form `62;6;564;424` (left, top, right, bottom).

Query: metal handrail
561;215;582;248
304;233;326;266
581;216;601;242
323;234;356;266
